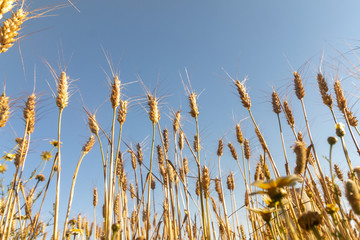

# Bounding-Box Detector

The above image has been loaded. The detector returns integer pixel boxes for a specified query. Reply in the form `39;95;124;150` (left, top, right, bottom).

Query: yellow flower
247;207;276;222
252;175;303;201
70;228;82;236
0;164;7;173
335;123;345;137
50;140;60;147
41;151;52;161
4;153;15;161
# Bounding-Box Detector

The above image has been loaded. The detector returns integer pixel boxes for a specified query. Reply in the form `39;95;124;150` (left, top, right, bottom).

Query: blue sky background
2;0;360;234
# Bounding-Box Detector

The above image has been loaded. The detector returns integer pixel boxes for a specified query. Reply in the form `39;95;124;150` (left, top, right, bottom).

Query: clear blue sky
1;0;360;233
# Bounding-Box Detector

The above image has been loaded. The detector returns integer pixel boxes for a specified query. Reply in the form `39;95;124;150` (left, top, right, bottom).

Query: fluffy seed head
298;211;322;230
188;92;199;118
317;73;333;108
345;180;360;215
117;99;128;125
293;141;306;175
147;94;160;124
56;72;69;110
82;135;95;153
271;90;282;114
0;92;10;127
110;75;120;109
294;72;305;99
235;79;251;109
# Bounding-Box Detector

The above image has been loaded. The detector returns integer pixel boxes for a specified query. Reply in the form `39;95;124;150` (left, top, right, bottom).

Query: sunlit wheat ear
178;131;184;150
0;91;10;127
228;142;238;161
147;94;160;124
110;75;120;109
157;145;164;165
23;93;36;134
345;108;358;127
227;172;235;191
235;78;251;110
117;99;127;125
293;141;306;175
163;128;169;153
345;180;360;215
82;135;95;153
93;187;98;207
136;143;143;165
173;110;181;133
236;124;244;145
193;134;201;152
293;71;305;100
214;177;223;202
217;138;223;157
201;165;210;198
183;157;189;175
316;73;333;108
129;150;137;170
188;92;199;118
271;90;281;114
88;114;99;135
244;138;250;160
334;80;347;112
0;8;28;53
56;71;69;110
283;100;295;127
334;164;344;181
0;0;16;19
14;137;28;167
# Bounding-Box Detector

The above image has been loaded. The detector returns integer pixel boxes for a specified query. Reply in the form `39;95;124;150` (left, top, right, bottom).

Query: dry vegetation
3;1;360;240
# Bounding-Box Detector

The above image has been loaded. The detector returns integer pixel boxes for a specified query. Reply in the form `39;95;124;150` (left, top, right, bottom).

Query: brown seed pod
23;93;36;134
93;187;98;207
244;138;251;160
283;100;295;127
117;99;128;125
217;138;223;157
227;172;235;191
293;141;306;175
228;142;238;161
82;135;95;153
110;75;120;109
163;129;169;154
236;124;244;144
316;73;333;108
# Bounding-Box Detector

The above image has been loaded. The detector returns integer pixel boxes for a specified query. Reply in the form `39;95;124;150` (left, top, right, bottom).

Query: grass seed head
157;145;164;165
88;114;99;135
178;131;184;150
183;157;189;175
56;71;69;110
110;75;120;109
173;110;181;133
283;100;295;127
228;142;238;160
244;138;251;160
136;143;143;165
227;172;235;191
0;92;10;127
298;211;322;230
271;90;282;114
236;124;244;144
193;134;200;152
235;79;251;110
334;164;344;181
334;80;347;112
189;92;199;118
217;138;223;157
202;165;210;198
163;128;169;153
147;94;160;124
82;135;95;153
117;99;128;125
294;72;305;100
317;73;333;108
93;187;98;207
24;93;36;133
0;8;28;53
